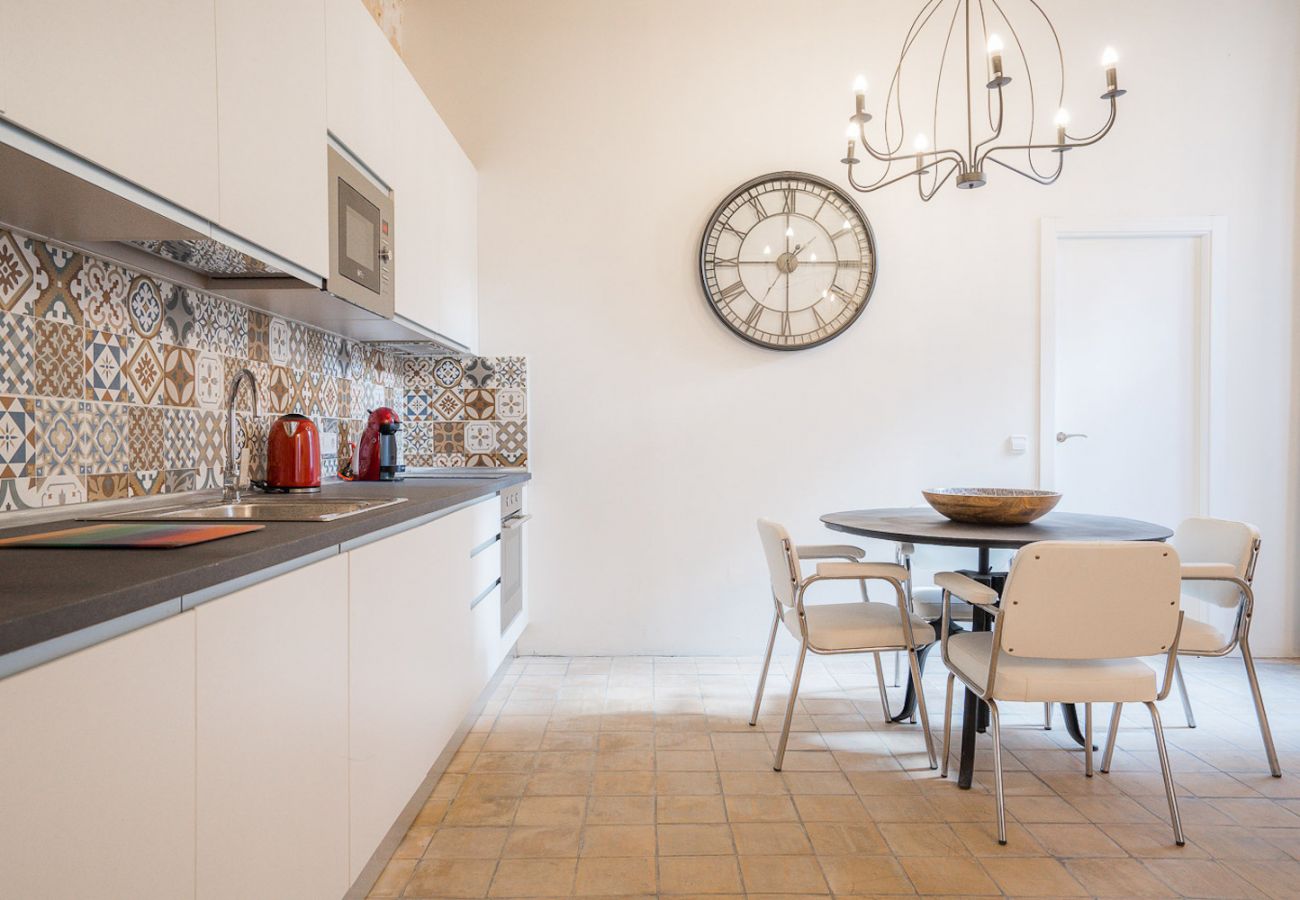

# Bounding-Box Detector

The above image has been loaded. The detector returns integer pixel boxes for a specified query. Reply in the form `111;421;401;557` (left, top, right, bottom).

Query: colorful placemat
0;522;265;549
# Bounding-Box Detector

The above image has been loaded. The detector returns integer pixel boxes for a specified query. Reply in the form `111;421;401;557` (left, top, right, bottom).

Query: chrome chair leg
988;699;1007;845
1173;658;1196;728
1043;702;1053;730
940;672;955;778
893;650;901;687
749;609;780;727
906;647;937;769
1100;702;1122;773
1084;703;1094;777
773;641;808;771
1240;636;1283;777
1145;700;1185;846
872;652;892;722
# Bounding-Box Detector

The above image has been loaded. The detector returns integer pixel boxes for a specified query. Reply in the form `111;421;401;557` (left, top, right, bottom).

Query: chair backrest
1172;517;1260;609
756;518;801;608
997;541;1181;660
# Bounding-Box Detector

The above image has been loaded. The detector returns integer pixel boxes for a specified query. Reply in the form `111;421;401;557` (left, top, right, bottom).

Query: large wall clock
699;171;877;350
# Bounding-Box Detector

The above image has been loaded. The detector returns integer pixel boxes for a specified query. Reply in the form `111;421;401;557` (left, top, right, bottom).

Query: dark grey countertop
0;473;529;658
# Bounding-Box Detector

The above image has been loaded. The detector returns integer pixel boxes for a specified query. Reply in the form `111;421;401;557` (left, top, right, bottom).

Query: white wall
403;0;1300;656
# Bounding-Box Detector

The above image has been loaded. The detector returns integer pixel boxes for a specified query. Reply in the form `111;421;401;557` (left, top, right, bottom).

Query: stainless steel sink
100;496;408;522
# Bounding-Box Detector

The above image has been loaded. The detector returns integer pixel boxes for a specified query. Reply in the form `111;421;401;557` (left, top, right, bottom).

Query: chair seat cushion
784;602;936;652
1177;612;1231;654
945;631;1158;703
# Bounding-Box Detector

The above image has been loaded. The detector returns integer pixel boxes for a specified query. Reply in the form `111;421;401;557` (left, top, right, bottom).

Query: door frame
1038;216;1228;516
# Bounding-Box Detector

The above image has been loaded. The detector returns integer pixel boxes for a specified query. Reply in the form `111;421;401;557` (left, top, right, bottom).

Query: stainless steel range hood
0;118;459;347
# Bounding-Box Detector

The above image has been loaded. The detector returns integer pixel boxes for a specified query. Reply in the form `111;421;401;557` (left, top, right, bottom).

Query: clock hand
759;269;785;304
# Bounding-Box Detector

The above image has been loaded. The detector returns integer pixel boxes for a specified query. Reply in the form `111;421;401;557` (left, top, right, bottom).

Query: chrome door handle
1055;431;1088;443
502;513;532;530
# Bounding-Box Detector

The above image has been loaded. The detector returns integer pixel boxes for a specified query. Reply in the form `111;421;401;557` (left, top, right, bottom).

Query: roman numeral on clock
719;280;747;302
743;303;763;326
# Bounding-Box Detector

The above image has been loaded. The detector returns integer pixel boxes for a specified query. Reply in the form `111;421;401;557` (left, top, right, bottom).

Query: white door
1042;221;1222;528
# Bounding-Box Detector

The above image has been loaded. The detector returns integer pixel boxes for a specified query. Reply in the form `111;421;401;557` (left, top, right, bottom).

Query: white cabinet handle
1055;431;1088;443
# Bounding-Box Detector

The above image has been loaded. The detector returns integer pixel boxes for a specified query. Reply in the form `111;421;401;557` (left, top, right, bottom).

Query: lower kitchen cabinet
0;612;198;900
347;509;473;880
195;554;350;900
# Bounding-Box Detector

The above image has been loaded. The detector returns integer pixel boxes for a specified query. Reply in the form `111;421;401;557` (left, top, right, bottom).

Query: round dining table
820;507;1173;789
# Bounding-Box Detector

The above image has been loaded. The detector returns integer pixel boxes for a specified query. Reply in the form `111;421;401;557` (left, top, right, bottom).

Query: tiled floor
369;652;1300;898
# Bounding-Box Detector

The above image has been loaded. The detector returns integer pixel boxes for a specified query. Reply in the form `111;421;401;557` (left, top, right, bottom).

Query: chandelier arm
984;152;1064;185
931;0;963;163
858;120;967;170
847;158;963;194
977;96;1117;168
918;159;962;201
977;0;997;131
1063;97;1119;145
972;82;1006;161
989;0;1056;181
884;0;951;158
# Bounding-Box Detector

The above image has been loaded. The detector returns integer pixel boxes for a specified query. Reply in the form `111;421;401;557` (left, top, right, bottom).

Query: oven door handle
502;513;532;531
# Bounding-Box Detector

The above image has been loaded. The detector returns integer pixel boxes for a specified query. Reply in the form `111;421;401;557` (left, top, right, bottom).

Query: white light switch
1007;434;1028;454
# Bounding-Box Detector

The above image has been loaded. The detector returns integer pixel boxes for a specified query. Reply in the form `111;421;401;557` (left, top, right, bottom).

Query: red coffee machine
264;413;322;492
355;407;402;481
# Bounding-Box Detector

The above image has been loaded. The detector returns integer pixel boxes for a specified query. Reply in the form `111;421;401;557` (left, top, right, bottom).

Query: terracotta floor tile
366;857;415;898
501;825;581;858
487;857;576;897
725;795;800;823
1023;822;1126;857
658;854;744;894
513;796;587;826
980;857;1089;896
586;795;655;825
426;826;511;859
657;750;718;771
657;823;736;856
656;771;721;795
524;772;593;796
1222;859;1300;898
719;771;788;795
1142;858;1268;898
803;821;890;856
573;856;656;895
391;825;435;859
1064;857;1178;898
878;822;970;857
816;854;913;895
949;821;1049;857
404;858;497;899
791;794;869;822
780;771;855;794
1101;822;1210;858
592;772;655;795
730;822;813;855
659;794;728;823
580;824;656;857
739;854;830;893
899;855;1000;895
444;796;520;827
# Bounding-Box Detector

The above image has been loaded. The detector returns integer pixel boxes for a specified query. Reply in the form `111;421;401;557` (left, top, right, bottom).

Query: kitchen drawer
469;496;500;546
470;536;501;607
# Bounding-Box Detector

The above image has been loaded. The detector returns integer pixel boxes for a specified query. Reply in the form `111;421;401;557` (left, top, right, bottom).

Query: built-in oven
327;146;394;317
499;485;529;635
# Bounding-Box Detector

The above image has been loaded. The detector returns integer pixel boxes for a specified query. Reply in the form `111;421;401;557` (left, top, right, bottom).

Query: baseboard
344;645;518;900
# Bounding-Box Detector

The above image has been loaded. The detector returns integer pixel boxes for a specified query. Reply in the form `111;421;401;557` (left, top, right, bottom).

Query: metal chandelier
841;0;1125;200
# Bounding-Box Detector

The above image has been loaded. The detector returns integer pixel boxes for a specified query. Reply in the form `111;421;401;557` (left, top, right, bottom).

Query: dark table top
820;507;1172;550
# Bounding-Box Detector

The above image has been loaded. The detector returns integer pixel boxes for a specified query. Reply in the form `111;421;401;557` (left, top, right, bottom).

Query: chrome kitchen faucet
223;368;259;504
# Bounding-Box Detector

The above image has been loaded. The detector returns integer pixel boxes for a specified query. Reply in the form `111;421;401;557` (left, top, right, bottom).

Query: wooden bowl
922;488;1062;526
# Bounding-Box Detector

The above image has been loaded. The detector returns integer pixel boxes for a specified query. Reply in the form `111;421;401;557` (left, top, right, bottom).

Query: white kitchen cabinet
195;555;350;900
0;613;198;900
434;114;481;351
326;0;396;184
393;62;441;335
215;0;329;277
0;0;219;219
347;511;472;879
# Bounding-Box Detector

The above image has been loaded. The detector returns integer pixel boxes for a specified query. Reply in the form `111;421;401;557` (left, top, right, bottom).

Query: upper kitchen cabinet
0;0;220;220
215;0;329;277
326;0;395;185
394;62;480;351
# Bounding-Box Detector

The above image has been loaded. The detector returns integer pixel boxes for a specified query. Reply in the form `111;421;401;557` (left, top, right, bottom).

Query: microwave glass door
337;179;381;292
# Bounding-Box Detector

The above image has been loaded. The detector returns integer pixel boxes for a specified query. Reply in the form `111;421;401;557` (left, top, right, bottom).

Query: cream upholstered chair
751;519;938;771
1104;517;1279;777
936;541;1186;846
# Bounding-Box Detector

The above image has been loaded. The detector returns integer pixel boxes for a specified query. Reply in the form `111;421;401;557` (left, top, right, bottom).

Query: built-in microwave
327;146;394;317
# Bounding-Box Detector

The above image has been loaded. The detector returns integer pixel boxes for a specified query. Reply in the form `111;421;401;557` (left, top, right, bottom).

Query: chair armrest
797;544;866;561
814;561;909;582
934;572;999;607
1181;563;1239;581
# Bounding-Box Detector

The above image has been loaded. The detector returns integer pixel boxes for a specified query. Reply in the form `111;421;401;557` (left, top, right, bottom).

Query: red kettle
265;413;322;492
355;407;402;481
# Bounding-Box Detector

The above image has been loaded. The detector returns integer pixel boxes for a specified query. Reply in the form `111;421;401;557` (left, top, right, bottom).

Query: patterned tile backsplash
0;224;527;514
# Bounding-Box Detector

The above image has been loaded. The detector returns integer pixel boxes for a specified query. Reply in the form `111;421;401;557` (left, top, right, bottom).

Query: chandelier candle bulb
1101;46;1123;97
853;75;868;115
987;33;1006;86
1054;107;1070;145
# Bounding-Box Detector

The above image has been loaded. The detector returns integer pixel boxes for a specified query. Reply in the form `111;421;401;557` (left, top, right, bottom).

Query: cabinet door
196;555;349;900
215;0;328;276
0;613;197;899
0;0;219;219
393;63;440;333
434;116;480;352
347;512;471;879
326;0;395;184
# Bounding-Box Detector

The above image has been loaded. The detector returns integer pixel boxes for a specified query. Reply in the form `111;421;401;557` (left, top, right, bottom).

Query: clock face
699;172;877;350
